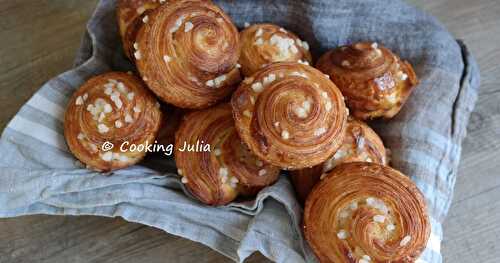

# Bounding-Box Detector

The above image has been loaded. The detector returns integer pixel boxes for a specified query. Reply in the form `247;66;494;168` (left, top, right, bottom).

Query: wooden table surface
0;0;499;262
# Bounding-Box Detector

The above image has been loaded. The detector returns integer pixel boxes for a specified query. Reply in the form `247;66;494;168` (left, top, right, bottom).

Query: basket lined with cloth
0;0;480;262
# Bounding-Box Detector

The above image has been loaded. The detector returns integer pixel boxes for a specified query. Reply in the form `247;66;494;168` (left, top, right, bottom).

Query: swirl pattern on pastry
291;117;388;203
175;104;280;206
116;0;164;60
239;23;312;76
304;162;430;263
231;62;347;170
64;72;162;171
135;0;241;109
316;42;418;119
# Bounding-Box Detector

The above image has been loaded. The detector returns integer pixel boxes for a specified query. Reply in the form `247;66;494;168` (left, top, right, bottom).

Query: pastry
64;72;162;171
291;117;388;203
134;0;242;109
316;42;418;119
174;104;280;206
239;23;312;76
156;104;184;147
304;162;430;263
231;62;347;170
116;0;164;60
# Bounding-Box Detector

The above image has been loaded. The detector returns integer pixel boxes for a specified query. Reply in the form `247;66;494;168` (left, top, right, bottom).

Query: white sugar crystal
83;93;88;100
101;151;113;162
177;169;183;175
387;224;396;231
281;130;290;140
103;103;112;113
302;41;309;50
371;42;378;49
219;167;229;177
400;235;412;247
325;101;332;112
206;79;215;87
181;177;189;184
136;7;145;14
163;55;172;63
244;22;250;27
97;124;109;134
294;107;307;118
255;28;263;37
75;96;84;105
77;133;85;140
125;114;133;123
314;127;327;136
290;44;298;54
214;148;221;156
134;50;142;60
133;42;139;50
115;120;123;128
258;169;267;176
337;230;348;240
243;110;252;118
251;82;263;92
117;82;126;93
254;37;264;45
263;74;276;86
342;60;350;67
350;201;358;210
127;92;135;100
184;21;194;32
133;106;141;113
142;15;149;23
213;74;227;87
170;15;186;33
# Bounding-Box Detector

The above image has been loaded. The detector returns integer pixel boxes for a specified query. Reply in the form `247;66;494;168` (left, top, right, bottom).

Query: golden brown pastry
134;0;241;109
316;42;418;119
231;62;347;170
174;104;280;206
64;72;162;171
304;162;430;263
291;117;388;203
116;0;164;60
156;104;184;147
239;23;312;76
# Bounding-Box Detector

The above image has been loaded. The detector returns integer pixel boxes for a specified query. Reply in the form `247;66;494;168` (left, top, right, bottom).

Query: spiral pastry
239;23;312;76
316;42;418;119
291;117;388;203
64;72;162;171
116;0;164;60
134;0;241;109
304;162;430;263
175;104;280;206
156;104;184;147
231;62;347;170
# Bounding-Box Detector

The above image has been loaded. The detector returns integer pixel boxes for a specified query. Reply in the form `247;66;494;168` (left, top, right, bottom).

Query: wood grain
0;0;499;262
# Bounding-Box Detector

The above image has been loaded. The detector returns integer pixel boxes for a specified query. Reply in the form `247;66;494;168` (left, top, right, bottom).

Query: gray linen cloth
0;0;480;262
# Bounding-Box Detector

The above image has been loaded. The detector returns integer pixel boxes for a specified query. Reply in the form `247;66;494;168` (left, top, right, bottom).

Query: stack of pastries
63;0;428;262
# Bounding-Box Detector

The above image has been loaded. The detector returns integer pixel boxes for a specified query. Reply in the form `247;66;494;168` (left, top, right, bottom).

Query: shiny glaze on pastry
174;104;280;206
316;42;418;119
134;0;241;109
116;0;164;60
291;117;387;203
304;162;430;263
239;23;312;76
64;72;162;171
231;62;347;170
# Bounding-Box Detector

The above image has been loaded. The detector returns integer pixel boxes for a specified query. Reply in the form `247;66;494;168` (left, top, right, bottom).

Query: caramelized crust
316;42;418;119
291;117;388;203
239;23;312;76
134;0;242;108
116;0;164;60
304;162;430;263
231;62;347;170
64;72;162;171
174;104;280;206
